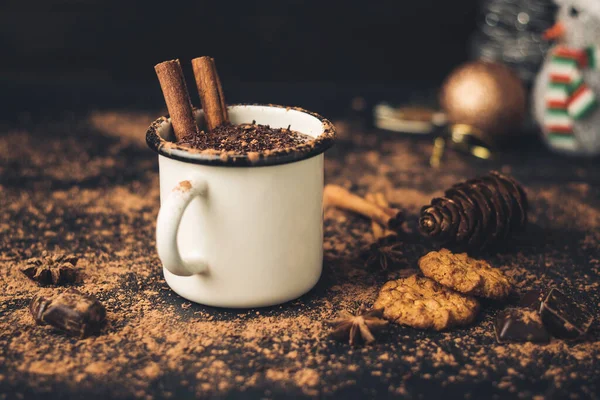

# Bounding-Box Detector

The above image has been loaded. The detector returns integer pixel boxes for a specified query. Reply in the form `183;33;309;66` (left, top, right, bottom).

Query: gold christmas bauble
440;61;526;145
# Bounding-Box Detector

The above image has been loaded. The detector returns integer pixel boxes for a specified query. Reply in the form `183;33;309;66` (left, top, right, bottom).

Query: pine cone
419;171;528;249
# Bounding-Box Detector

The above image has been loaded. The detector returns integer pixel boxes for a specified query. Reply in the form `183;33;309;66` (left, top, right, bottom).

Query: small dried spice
361;235;405;270
328;305;388;346
20;252;78;285
30;289;106;338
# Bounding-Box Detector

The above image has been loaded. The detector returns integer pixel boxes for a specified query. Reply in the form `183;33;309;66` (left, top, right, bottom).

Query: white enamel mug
146;104;335;308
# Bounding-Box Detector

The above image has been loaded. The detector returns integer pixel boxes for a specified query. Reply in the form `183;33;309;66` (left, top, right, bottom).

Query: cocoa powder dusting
0;112;599;398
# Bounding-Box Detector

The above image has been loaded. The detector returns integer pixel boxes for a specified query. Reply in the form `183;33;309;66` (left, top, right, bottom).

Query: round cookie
418;248;511;300
374;275;480;331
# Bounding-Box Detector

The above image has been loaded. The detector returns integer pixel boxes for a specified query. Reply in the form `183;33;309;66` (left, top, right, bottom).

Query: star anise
328;305;388;346
20;252;79;285
361;235;405;270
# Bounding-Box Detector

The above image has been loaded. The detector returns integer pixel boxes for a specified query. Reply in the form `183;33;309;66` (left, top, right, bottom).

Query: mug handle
156;177;209;276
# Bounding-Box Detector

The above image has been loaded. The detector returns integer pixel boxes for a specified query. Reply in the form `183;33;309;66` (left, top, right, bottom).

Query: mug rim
146;103;336;167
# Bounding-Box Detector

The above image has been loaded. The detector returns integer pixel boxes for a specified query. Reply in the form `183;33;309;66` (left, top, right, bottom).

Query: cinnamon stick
154;59;198;141
191;56;229;131
373;193;398;238
365;193;384;240
323;185;403;230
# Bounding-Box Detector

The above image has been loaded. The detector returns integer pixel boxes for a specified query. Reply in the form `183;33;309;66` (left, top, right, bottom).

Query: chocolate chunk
540;289;594;339
30;289;106;338
495;308;550;343
519;289;545;310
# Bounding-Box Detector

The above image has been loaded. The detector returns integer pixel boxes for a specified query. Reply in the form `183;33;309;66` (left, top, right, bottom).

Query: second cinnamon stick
324;185;403;230
191;56;229;131
373;193;398;238
365;193;384;240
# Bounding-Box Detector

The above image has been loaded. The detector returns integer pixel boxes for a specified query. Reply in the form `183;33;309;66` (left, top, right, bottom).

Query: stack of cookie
374;249;512;331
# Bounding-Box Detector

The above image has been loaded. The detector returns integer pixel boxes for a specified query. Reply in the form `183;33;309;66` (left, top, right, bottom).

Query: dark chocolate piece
495;307;550;343
540;289;594;340
519;289;545;310
30;289;106;338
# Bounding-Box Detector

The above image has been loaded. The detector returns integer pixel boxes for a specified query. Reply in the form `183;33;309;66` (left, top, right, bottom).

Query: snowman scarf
545;46;599;138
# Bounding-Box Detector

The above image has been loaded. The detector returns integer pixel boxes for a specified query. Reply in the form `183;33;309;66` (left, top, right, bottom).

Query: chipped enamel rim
146;104;336;167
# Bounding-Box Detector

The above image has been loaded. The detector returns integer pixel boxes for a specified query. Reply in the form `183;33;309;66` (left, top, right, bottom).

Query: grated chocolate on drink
178;122;311;154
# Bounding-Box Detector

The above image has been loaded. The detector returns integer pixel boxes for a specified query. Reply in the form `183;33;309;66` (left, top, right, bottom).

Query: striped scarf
545;46;599;148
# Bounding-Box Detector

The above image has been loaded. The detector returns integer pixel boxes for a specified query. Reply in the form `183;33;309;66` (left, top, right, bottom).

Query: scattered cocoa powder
0;112;598;398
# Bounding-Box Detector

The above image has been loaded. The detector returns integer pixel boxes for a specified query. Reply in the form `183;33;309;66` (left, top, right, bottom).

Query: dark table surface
0;84;599;399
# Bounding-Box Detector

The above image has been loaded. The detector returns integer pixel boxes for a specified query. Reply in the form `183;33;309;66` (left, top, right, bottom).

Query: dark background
0;0;479;118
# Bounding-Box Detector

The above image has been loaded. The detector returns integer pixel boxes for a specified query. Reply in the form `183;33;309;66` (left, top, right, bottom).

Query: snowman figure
533;0;600;155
